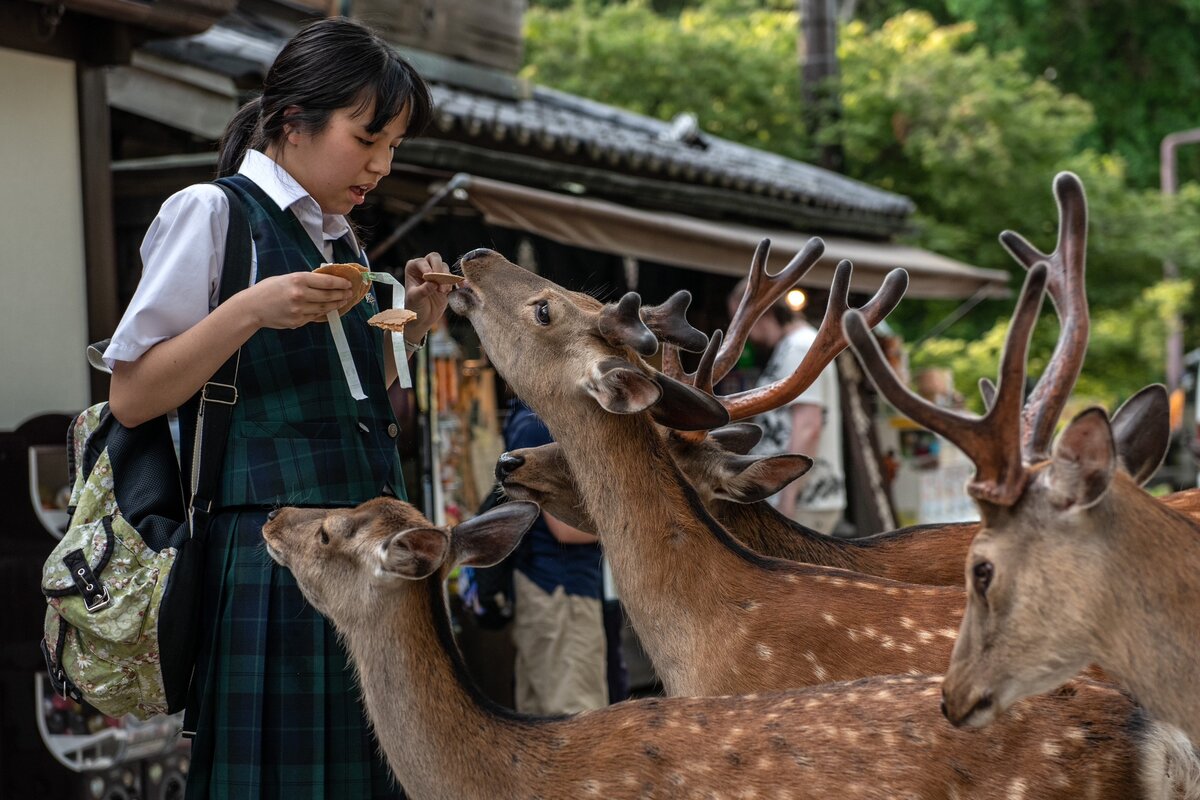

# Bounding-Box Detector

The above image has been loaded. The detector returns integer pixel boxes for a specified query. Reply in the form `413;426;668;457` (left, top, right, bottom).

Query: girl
105;18;441;799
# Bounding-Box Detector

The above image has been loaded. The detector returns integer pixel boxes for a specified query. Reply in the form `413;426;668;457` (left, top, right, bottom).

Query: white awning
462;176;1010;300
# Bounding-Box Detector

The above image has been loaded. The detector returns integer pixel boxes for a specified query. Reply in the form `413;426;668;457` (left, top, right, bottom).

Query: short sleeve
103;184;230;369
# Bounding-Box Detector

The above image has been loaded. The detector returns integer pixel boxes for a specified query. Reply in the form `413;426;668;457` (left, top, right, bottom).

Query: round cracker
314;263;370;315
422;271;465;286
368;308;418;332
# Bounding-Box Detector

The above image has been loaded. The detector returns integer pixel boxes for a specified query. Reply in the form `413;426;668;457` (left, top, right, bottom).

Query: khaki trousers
512;570;608;715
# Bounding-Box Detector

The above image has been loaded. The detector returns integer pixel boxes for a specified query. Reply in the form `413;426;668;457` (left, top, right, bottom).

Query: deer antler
1000;172;1089;461
597;292;658;357
714;238;826;384
716;262;909;423
846;264;1049;507
640;290;709;353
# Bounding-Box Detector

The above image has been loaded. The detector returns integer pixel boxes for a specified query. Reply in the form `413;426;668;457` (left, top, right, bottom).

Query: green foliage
523;2;807;157
836;12;1093;273
522;1;1200;404
913;279;1194;414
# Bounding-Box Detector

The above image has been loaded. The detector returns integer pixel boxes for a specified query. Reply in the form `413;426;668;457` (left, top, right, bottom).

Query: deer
446;237;1103;696
493;172;1176;588
844;262;1200;744
496;377;1168;584
261;496;1200;800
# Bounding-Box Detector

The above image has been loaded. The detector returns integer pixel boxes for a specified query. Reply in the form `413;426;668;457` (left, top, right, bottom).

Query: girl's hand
403;252;452;343
239;272;354;329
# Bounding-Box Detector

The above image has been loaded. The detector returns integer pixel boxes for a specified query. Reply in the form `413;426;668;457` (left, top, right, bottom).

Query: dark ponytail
216;17;434;178
217;97;266;177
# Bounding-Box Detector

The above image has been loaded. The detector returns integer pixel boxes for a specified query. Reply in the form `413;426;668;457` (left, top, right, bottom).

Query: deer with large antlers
495;172;1177;587
449;243;1066;696
262;497;1200;800
846;261;1200;743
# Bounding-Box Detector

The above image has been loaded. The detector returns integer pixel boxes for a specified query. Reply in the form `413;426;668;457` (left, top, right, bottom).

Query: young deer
262;497;1200;800
448;248;1076;696
845;268;1200;744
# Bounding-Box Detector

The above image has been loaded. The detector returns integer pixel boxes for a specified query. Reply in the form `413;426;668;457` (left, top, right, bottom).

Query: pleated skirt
184;510;402;799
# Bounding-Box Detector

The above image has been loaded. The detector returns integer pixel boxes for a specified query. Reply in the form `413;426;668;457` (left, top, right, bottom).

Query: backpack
40;181;251;719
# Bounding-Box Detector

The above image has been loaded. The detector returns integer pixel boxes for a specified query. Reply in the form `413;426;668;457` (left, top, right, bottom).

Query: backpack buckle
201;381;238;405
84;585;111;613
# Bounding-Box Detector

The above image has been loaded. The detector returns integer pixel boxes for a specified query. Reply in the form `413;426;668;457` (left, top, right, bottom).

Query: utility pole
1160;128;1200;404
799;0;843;173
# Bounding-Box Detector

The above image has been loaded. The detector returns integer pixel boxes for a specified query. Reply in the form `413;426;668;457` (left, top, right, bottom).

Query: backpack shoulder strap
187;181;252;533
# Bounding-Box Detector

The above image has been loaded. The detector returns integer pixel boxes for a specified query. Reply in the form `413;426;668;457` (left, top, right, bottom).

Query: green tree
524;2;808;157
522;1;1200;409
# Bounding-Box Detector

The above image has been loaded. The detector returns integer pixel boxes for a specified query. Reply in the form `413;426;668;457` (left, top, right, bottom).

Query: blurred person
726;280;846;535
504;398;609;714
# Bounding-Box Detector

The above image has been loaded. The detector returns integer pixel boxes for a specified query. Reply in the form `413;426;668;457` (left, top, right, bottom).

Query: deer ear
1110;384;1169;486
581;359;662;414
708;422;764;455
1046;408;1116;510
713;453;814;504
451;501;541;568
650;372;732;431
382;528;450;579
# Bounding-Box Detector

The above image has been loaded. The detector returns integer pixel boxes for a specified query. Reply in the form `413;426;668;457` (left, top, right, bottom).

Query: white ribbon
322;268;411;399
364;271;412;390
325;307;367;400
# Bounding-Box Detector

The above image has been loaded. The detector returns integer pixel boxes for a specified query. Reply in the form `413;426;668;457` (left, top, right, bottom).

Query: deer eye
534;300;551;326
319;527;330;545
972;561;994;596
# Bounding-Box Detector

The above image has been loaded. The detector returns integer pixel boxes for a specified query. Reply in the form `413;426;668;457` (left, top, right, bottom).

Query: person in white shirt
727;281;846;535
106;18;444;799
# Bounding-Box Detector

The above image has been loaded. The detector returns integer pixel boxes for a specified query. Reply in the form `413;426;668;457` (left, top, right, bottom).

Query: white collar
238;149;353;245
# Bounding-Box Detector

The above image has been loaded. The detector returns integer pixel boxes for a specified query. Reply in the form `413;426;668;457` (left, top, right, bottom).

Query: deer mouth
447;282;478;314
941;687;995;728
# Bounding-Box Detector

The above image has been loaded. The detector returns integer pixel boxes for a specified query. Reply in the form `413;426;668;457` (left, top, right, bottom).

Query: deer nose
267;509;280;520
495;452;525;481
461;247;493;262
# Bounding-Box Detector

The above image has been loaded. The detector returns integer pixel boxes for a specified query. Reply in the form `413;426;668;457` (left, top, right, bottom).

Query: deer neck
545;408;754;688
1090;481;1200;734
711;498;858;570
341;581;553;800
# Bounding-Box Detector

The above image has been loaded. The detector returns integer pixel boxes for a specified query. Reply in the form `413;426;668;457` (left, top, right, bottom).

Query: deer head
448;248;728;433
496;424;812;531
939;407;1126;729
847;212;1200;741
261;497;540;628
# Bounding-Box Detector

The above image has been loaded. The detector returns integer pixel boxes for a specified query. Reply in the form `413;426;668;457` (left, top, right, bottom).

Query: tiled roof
144;16;915;237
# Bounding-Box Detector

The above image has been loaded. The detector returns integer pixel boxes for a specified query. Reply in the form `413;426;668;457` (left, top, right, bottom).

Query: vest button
387;423;399;438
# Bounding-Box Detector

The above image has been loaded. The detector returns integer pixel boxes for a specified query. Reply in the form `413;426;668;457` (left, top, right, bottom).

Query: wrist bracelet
404;333;427;355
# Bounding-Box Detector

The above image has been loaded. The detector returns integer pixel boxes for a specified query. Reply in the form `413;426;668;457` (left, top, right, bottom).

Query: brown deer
447;245;1074;696
262;497;1200;800
494;172;1177;588
844;266;1200;744
496;376;1169;584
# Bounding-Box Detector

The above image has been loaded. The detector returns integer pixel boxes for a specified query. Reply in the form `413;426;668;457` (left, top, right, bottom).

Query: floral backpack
40;182;249;719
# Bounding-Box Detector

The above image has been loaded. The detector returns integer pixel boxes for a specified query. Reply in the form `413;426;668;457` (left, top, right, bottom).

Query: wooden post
78;66;118;403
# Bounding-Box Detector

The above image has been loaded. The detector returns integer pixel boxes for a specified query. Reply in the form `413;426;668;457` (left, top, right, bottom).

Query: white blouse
104;149;362;370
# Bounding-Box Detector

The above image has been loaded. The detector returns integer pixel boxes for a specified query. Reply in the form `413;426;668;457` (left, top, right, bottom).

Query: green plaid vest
213;175;404;507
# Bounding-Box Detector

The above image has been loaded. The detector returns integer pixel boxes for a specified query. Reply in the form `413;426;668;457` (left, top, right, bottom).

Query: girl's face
277;101;412;215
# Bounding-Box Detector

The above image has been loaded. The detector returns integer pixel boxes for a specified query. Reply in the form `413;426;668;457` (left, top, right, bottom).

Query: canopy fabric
462;176;1010;300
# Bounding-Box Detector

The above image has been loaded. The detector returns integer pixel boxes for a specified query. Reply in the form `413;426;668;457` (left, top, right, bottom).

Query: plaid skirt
184;510;402;799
